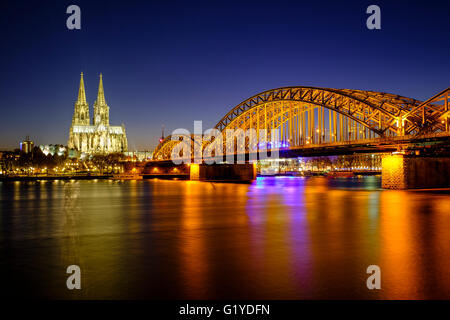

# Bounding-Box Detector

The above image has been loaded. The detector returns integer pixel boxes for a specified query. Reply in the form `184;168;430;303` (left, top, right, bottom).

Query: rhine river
1;176;450;299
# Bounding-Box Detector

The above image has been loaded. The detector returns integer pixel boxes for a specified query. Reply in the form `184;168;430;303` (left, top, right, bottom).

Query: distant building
68;73;128;154
39;144;66;156
20;136;34;153
124;151;153;161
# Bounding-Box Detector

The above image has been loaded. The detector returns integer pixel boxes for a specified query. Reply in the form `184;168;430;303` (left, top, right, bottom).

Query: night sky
0;0;449;150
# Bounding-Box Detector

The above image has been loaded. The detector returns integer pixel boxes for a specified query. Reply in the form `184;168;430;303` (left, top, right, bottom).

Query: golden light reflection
178;180;211;297
379;190;423;299
4;177;450;299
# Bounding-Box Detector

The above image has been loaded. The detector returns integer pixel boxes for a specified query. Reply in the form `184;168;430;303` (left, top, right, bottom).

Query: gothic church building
68;73;128;154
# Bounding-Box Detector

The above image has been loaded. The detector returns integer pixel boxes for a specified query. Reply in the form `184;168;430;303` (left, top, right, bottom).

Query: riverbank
0;174;112;182
0;170;383;182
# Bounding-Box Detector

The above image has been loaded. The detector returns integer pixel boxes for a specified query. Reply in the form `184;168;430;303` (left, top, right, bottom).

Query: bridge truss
153;87;450;160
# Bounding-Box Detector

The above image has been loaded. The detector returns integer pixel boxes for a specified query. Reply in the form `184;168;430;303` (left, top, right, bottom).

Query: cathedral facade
68;73;128;154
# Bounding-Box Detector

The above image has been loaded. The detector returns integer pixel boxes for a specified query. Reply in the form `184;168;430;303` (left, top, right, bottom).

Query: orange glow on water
4;177;450;299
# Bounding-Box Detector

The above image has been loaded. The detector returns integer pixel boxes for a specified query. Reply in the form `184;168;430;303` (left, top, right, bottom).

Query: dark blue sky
0;0;449;150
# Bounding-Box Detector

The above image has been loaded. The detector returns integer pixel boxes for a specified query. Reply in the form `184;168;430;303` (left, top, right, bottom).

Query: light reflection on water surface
1;176;450;299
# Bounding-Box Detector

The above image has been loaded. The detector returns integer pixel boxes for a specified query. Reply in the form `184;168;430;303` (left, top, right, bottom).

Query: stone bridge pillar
382;154;450;189
190;163;256;182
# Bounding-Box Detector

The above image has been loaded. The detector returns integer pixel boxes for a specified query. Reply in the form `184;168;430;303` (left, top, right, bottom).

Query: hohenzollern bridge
149;86;450;189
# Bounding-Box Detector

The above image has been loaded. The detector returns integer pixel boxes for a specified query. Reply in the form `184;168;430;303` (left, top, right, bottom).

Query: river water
1;176;450;299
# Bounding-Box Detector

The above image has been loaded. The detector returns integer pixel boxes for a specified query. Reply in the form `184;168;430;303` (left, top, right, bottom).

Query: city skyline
0;0;449;150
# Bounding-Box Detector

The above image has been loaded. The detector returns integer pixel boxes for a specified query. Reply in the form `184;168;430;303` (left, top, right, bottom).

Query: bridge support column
381;154;450;189
190;163;256;182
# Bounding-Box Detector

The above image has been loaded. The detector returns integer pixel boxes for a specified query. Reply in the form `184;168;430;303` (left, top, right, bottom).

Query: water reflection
1;177;450;299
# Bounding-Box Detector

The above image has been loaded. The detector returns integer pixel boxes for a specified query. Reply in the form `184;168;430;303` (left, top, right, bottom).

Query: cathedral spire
72;72;90;126
96;73;106;105
93;73;110;126
77;72;87;104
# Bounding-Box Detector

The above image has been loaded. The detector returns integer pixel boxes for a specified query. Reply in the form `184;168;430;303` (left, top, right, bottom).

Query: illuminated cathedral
68;73;128;154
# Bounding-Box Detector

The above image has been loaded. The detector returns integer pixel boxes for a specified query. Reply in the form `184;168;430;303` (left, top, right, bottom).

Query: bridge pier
190;163;256;182
381;154;450;189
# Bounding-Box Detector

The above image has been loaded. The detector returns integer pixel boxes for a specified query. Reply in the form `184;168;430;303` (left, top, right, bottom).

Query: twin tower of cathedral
68;73;128;154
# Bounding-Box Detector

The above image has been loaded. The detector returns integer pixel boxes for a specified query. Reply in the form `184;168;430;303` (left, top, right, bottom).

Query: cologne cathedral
68;73;128;154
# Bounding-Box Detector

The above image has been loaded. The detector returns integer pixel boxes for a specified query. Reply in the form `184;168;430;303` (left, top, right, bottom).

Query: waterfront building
68;73;128;154
123;151;153;161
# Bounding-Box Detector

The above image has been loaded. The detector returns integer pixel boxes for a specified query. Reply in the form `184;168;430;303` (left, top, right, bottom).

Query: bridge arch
153;86;450;160
152;134;204;160
214;86;423;136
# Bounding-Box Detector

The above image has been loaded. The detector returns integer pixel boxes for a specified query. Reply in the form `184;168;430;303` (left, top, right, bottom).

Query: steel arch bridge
153;134;203;161
153;86;450;160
